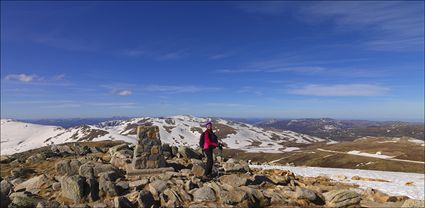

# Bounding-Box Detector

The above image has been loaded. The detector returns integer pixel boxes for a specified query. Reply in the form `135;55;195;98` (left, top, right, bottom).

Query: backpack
210;132;218;143
199;132;205;148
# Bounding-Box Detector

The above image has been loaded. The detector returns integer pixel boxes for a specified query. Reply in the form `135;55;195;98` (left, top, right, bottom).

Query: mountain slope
0;119;132;155
1;116;329;155
101;115;327;150
1;119;63;155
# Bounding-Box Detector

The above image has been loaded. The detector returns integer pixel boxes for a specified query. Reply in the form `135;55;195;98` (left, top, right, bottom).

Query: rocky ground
1;141;424;208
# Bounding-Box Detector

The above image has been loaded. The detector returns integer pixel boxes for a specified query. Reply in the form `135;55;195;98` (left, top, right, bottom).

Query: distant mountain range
1;116;329;155
5;116;423;146
254;118;424;141
19;117;131;128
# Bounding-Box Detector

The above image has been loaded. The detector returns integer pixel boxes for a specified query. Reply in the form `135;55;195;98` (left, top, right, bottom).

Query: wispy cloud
101;84;135;97
157;51;188;60
4;74;39;82
22;101;140;109
3;100;76;105
121;49;145;57
237;1;424;51
142;85;221;93
30;100;82;108
301;1;424;51
89;102;136;106
121;48;189;60
34;36;96;51
236;86;264;96
208;51;235;60
88;102;139;109
288;84;389;96
217;66;324;74
216;52;375;76
205;102;255;108
216;50;353;74
114;90;132;96
54;74;66;81
3;73;71;86
87;102;143;109
0;88;52;98
108;105;141;109
365;38;424;52
235;2;287;15
43;103;81;108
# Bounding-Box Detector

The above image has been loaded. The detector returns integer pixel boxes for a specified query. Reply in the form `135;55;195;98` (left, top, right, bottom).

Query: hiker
199;121;220;177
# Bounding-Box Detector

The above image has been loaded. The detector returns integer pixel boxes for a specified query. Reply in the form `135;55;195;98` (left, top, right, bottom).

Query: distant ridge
0;116;329;155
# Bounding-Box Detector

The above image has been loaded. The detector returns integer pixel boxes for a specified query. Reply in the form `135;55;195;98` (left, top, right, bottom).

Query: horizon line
2;115;424;124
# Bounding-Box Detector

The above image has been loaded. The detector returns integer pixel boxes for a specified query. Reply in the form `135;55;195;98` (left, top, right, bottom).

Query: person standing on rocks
199;121;219;177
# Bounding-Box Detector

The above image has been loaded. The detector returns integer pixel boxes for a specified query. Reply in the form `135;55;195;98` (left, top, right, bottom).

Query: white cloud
116;90;132;96
54;74;66;80
288;84;389;96
4;74;38;82
107;86;133;96
3;73;71;86
142;85;220;93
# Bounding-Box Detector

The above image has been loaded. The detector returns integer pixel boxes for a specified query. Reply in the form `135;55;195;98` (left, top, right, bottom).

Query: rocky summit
0;127;423;207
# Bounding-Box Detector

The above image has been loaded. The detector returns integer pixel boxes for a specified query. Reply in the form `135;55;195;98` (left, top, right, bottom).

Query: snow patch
378;141;398;143
347;150;394;159
250;165;425;200
408;139;425;146
283;147;300;152
324;125;336;130
356;162;375;167
326;140;338;144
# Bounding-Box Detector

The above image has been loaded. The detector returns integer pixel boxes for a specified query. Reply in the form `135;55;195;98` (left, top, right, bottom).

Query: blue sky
1;1;424;121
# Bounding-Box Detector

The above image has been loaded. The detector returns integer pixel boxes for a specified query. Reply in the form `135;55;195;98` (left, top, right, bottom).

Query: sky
1;1;424;121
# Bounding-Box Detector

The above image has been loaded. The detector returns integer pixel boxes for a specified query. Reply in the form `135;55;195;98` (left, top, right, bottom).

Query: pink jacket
203;130;218;149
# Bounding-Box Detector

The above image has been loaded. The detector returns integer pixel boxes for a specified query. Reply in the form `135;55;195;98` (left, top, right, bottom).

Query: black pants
204;147;214;176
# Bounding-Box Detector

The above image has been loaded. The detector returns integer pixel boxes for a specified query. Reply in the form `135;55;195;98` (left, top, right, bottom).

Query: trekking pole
218;142;223;157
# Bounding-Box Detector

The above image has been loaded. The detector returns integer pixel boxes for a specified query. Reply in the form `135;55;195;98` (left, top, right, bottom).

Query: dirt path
317;148;425;164
269;155;293;164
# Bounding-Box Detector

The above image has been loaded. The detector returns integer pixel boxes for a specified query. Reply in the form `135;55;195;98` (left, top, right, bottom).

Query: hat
205;121;212;127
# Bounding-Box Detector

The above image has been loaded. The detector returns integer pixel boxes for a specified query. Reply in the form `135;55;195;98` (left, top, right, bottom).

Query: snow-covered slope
1;116;329;155
251;165;425;200
0;119;133;155
97;115;328;153
1;119;64;155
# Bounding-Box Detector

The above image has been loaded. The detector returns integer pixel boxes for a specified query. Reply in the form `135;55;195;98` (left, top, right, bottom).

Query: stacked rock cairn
132;126;167;169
